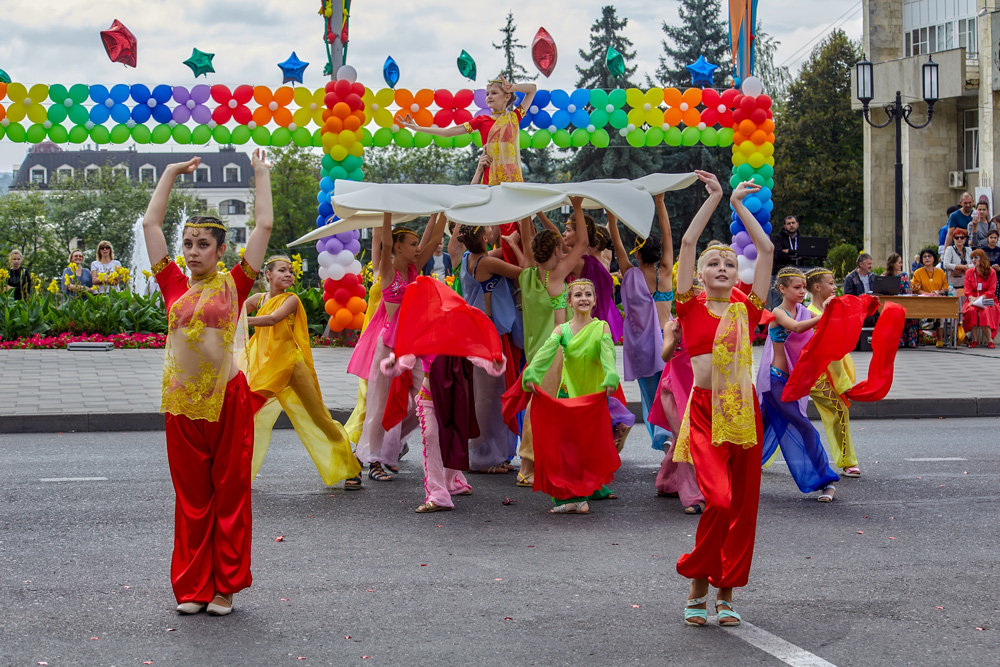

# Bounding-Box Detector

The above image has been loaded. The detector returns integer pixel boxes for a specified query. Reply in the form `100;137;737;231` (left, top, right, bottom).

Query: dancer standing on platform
142;150;273;616
805;268;862;478
242;256;362;488
758;268;840;502
672;172;772;627
351;213;446;482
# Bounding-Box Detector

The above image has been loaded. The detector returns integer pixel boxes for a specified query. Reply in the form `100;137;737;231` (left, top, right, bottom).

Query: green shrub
1;290;166;341
827;243;859;280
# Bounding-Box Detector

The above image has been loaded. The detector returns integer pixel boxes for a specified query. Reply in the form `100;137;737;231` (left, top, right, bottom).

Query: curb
0;400;996;434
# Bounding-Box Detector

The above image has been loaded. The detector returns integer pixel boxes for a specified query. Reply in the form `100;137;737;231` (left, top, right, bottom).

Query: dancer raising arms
671;172;773;627
563;211;624;342
242;257;362;488
351;213;446;482
142;150;273;616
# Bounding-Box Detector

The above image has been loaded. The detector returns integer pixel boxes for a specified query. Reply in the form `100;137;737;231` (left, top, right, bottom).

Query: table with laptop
871;274;961;347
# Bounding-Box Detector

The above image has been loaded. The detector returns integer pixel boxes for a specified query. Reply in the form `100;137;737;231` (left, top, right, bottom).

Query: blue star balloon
383;55;400;88
278;51;309;84
686;55;719;87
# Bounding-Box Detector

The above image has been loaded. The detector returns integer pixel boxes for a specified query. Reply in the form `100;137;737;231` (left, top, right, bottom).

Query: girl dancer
521;278;632;514
564;211;624;342
805;268;862;478
963;249;999;348
243;256;362;488
351;213;446;482
142;150;273;616
672;172;772;627
758;268;840;502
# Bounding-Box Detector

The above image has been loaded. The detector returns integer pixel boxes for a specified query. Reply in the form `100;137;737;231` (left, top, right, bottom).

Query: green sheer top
522;319;618;397
519;267;556;362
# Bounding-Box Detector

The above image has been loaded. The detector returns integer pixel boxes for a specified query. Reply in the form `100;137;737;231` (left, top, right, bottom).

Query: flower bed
0;332;166;350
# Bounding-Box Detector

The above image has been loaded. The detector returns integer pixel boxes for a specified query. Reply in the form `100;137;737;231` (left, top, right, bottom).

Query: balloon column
726;76;775;285
316;66;367;333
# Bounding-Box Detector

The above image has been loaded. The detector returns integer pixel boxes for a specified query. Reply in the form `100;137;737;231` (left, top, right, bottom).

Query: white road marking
39;477;108;482
733;620;838;667
904;457;967;462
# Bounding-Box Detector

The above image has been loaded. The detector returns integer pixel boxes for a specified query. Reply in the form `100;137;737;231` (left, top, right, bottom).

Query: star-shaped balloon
457;50;476;81
686;55;719;87
278;51;309;84
100;19;137;68
606;47;625;79
383;56;400;88
184;48;215;78
0;69;10;84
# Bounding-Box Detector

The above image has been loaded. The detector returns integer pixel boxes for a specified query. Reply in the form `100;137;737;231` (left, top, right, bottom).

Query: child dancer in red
142;151;273;616
667;172;773;627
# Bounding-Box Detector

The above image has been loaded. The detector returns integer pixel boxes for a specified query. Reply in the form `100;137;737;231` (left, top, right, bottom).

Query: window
56;166;74;181
195;199;209;213
958;18;977;56
224;165;240;183
29;167;46;185
194;166;210;183
112;165;129;180
229;227;247;244
964;109;979;172
85;165;99;181
219;199;247;216
905;18;976;57
139;166;156;182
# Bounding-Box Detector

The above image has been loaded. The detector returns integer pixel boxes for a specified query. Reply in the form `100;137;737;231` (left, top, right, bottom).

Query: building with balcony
9;145;254;245
855;0;999;263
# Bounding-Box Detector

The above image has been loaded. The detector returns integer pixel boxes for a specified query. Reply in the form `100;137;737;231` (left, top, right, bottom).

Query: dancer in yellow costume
243;256;362;487
804;268;860;477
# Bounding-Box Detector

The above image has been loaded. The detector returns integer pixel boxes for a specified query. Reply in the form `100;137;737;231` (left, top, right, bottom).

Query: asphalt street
1;418;997;666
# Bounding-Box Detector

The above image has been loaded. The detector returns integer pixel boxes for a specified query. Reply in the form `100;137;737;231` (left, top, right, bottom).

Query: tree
772;30;864;248
492;12;535;82
655;0;729;88
0;189;60;277
753;27;792;112
569;6;660;182
263;146;323;254
364;145;472;185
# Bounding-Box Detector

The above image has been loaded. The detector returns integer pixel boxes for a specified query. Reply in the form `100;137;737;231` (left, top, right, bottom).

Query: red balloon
352;283;366;298
434;109;455;127
454;89;475;108
720;88;740;106
100;19;137;68
532;27;558;77
434;89;454;109
334;79;352;97
453;108;473;125
757;94;773;111
323;278;336;292
350;82;366;97
325;81;338;94
732;108;747;124
334;287;350;304
749;108;767;125
324;92;338;109
739;95;757;113
344;93;363;110
341;273;358;286
701;88;721;107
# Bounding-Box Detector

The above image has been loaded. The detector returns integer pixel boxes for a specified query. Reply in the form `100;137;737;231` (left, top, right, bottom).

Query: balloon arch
0;74;775;332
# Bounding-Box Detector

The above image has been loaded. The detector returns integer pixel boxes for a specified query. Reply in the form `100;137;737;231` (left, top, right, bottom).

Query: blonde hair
696;245;737;273
96;240;115;261
775;266;807;289
805;267;833;292
8;249;22;262
567;278;595;305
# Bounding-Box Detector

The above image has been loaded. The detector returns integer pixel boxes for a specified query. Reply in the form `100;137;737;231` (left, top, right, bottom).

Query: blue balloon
532;89;551;109
383;56;400;88
762;199;774;213
550;109;571;129
744;196;762;214
763;222;773;234
757;187;772;203
320;177;334;192
316;215;325;227
318;201;334;217
316;191;328;204
754;208;769;223
729;221;741;234
531;109;552;130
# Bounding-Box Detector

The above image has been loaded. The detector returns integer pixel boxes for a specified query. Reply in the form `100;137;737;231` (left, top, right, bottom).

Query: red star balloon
100;19;137;68
532;27;557;78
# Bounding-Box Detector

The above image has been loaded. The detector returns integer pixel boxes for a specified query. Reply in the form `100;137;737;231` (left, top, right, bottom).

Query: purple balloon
315;240;326;253
744;244;758;260
190;84;211;103
191;104;212;125
734;231;751;247
326;238;344;254
346;239;361;254
335;231;355;243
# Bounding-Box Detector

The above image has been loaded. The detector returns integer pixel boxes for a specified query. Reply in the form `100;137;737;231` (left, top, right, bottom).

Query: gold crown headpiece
265;255;292;267
392;227;419;239
630;236;647;256
698;244;736;260
567;278;595;292
184;217;227;232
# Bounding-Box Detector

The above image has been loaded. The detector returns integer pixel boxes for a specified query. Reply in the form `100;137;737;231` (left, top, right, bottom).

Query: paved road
1;419;996;665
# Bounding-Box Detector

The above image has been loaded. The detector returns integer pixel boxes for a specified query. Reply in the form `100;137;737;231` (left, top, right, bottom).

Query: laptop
796;236;829;258
872;274;902;295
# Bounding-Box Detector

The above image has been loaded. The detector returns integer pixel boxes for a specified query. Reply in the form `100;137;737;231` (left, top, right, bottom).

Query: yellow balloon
760;142;774;157
348;141;364;158
321;132;337;149
748;152;766;168
339;129;356;147
329;144;348;161
732;152;748;166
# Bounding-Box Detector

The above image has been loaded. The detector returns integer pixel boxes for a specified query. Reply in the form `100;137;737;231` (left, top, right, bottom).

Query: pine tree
492;12;535;82
569;6;659;183
656;0;729;88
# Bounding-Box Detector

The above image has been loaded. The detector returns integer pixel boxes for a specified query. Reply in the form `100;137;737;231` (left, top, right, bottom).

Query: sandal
818;485;836;502
548;501;589;514
344;476;363;490
415;501;452;513
612;424;632;452
683;596;708;626
368;462;393;482
515;475;533;487
471;465;509;474
716;600;741;626
842;466;861;478
683;501;705;515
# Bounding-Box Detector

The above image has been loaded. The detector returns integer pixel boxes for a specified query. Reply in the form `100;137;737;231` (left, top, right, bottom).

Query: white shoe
206;593;233;616
176;602;205;614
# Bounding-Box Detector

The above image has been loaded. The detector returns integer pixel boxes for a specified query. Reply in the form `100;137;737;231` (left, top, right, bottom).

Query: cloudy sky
0;0;862;171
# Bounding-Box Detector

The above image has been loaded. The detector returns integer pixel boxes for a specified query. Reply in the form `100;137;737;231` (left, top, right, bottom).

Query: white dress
90;259;123;294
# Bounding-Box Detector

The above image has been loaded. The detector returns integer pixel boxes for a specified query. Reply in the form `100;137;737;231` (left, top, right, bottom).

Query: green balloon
681;127;700;146
109;124;130;144
212;125;232;144
131;125;151;144
606;47;626;79
46;84;67;103
645;127;664;147
394;129;413;148
26;124;47;144
699;127;718;147
571;129;590;147
751;174;766;186
433;134;453;148
588;109;609;129
251;126;271;146
292;127;312;147
330;166;348;180
608;89;627;108
590;89;609;109
552;129;572;148
312;130;324;148
151;124;172;144
348;168;364;181
170;125;191;144
413;132;432;148
90;125;111;144
472;132;483;148
372;128;393;147
717;127;734;147
516;130;529;150
589;128;610;148
230;125;250;145
736;163;754;180
626;129;645;148
763;177;775;189
270;127;291;147
69;84;90;103
68;125;88;143
457;49;477;81
665;127;683;146
360;128;373;147
47;104;68;124
190;124;212;144
321;154;336;170
757;164;774;179
453;133;473;148
48;124;69;143
6;123;26;142
341;155;362;171
608;109;628;129
531;129;552;149
68;105;89;125
730;174;741;189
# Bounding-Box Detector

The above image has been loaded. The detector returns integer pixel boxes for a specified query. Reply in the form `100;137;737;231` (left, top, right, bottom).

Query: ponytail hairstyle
636;235;662;265
457;225;488;254
532;230;561;264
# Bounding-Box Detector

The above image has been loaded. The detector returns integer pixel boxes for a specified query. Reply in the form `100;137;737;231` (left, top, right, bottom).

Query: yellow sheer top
244;292;312;397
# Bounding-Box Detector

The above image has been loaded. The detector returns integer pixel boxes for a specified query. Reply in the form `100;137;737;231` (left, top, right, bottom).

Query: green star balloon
184;48;215;78
0;68;11;84
606;47;625;79
457;50;476;81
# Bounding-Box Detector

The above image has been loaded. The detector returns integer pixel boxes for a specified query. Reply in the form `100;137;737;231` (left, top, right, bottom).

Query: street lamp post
855;56;939;256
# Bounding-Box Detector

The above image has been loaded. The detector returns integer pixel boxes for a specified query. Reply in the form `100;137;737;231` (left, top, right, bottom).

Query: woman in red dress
962;249;999;348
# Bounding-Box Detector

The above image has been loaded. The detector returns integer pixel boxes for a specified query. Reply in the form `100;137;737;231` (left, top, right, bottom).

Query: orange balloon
343;114;361;132
334;307;353;328
321;109;332;122
350;312;365;330
761;119;775;134
750;129;768;145
333;102;351;118
663;107;682;127
324;299;340;316
732;131;747;145
681;108;702;127
352;109;366;124
274;86;295;106
274;108;293;127
738;119;757;136
252;85;273;105
346;296;366;314
251;107;271;126
766;132;775;143
329;316;345;332
325;116;343;133
681;88;702;107
663;87;682;108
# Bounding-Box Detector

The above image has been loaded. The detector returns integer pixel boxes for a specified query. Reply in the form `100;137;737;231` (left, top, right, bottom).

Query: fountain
129;215;151;295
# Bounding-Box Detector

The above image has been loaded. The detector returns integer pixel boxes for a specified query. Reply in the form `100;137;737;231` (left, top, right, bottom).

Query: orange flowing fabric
528;388;621;499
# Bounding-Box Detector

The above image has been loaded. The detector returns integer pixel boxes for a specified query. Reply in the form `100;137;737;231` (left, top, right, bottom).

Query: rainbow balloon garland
0;78;777;332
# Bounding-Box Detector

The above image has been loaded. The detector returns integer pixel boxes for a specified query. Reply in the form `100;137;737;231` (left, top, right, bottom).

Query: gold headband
567;278;595;292
776;267;806;279
698;244;736;260
805;268;833;279
265;255;292;267
185;220;227;231
392;228;419;239
630;237;647;256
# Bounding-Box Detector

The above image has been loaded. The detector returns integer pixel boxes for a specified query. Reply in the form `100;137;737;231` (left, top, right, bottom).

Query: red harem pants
164;372;258;604
675;386;763;589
